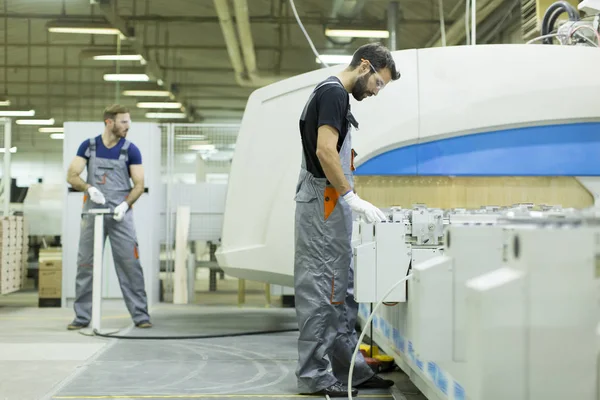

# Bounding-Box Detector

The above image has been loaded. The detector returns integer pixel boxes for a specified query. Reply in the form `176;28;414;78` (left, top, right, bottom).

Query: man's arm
126;164;145;207
316;126;352;195
66;156;90;192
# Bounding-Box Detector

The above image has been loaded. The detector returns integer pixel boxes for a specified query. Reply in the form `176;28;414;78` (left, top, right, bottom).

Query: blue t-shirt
76;135;142;169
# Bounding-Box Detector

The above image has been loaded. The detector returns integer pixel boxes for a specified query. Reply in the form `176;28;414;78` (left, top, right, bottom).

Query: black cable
92;327;299;340
541;1;580;44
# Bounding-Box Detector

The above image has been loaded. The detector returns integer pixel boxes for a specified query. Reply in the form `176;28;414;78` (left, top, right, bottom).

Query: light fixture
0;147;17;153
50;133;65;140
145;112;187;119
47;20;125;36
176;134;207;141
325;28;390;39
136;102;182;109
38;127;64;133
94;54;145;61
315;54;353;64
0;99;10;106
123;90;173;98
16;118;55;126
0;109;35;117
104;73;150;82
189;144;216;151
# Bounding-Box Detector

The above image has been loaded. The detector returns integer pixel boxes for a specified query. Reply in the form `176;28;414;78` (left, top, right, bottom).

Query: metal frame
0;117;11;217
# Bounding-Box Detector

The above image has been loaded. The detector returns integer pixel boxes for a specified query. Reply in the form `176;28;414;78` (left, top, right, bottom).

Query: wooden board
354;176;593;209
173;206;191;304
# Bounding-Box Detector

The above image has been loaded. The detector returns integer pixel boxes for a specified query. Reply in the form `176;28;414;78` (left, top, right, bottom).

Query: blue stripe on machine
354;122;600;176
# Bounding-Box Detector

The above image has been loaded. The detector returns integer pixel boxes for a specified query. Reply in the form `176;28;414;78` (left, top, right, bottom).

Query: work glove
87;186;106;205
342;191;386;223
113;201;129;222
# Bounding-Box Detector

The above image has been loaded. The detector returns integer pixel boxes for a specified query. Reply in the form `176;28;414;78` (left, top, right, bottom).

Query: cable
465;0;470;45
347;273;414;400
288;0;329;67
526;32;568;45
438;0;447;46
92;327;299;340
541;1;580;44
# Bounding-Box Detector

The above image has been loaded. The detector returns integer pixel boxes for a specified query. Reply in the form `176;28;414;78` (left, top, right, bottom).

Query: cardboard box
38;269;62;307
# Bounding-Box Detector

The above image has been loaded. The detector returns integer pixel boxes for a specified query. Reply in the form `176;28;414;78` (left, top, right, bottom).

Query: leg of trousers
330;259;375;385
106;212;150;324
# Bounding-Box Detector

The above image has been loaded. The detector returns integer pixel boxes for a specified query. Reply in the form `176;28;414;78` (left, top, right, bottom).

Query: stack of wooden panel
0;216;28;294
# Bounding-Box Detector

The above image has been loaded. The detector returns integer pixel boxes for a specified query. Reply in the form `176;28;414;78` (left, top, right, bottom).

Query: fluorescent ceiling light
39;127;64;133
104;73;150;82
176;134;207;140
0;147;17;153
47;20;125;36
316;54;353;64
93;54;145;61
123;90;173;98
325;29;389;39
189;144;216;151
136;102;182;109
0;100;10;106
0;109;35;117
49;26;121;35
50;133;65;140
145;112;187;119
16;118;55;126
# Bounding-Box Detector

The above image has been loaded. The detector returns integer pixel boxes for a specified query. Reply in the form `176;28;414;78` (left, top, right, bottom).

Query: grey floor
1;278;426;400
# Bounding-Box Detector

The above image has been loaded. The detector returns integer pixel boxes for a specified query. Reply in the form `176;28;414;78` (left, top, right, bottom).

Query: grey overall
294;80;375;393
72;138;150;325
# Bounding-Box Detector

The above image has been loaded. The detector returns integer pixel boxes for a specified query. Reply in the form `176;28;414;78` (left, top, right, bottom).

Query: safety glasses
362;58;386;90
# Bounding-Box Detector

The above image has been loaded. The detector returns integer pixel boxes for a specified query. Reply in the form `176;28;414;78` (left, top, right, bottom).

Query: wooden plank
354;176;593;209
173;206;191;304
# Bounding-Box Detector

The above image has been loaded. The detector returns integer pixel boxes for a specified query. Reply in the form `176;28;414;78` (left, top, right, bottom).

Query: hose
541;1;580;44
92;327;299;340
347;273;414;399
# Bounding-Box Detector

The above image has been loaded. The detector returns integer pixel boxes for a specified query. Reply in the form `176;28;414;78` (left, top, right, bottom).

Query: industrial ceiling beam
429;0;507;47
91;0;195;121
0;13;454;26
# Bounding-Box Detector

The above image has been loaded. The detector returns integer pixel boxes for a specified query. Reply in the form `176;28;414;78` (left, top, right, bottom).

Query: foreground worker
66;104;152;330
293;43;401;397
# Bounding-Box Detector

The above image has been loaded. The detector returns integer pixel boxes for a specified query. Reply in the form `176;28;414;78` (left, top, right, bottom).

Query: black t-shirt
299;76;349;179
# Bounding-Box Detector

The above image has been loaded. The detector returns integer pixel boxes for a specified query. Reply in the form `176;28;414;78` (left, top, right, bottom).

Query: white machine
217;43;600;285
351;205;599;400
61;122;162;307
217;42;600;400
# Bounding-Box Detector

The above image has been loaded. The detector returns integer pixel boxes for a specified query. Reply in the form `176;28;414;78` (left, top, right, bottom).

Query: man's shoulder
315;77;347;98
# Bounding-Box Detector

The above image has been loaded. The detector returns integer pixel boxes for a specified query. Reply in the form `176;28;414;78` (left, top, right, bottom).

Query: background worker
65;104;152;330
293;43;401;397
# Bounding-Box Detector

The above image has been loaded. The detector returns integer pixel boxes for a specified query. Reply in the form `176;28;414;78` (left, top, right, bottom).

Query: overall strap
119;140;131;162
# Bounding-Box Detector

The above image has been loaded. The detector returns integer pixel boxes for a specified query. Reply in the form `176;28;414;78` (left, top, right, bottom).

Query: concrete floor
0;275;426;400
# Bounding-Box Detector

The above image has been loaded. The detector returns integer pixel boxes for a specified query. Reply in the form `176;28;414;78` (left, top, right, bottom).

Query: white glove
87;186;106;205
113;201;130;222
342;191;386;223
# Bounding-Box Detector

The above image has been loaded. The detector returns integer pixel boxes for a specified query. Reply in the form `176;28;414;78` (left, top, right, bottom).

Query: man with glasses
293;43;401;397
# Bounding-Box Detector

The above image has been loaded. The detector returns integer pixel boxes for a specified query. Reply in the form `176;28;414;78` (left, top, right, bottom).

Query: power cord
288;0;329;67
347;273;414;399
92;327;299;340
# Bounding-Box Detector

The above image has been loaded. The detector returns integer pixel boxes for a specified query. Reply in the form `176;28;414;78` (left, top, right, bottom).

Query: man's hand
113;201;129;222
342;191;386;223
87;186;106;205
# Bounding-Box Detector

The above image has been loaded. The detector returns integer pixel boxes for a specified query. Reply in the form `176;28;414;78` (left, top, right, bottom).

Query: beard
112;126;128;137
351;74;372;101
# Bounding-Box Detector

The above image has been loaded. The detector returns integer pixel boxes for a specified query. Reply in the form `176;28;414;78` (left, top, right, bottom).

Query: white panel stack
353;221;411;303
0;215;28;294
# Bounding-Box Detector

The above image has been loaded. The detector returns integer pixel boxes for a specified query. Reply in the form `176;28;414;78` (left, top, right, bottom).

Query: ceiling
0;0;522;153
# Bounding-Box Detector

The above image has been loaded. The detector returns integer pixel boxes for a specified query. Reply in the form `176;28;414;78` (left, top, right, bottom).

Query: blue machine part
354;122;600;176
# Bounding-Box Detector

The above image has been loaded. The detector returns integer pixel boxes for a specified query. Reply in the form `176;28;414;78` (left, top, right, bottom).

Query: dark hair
103;104;130;124
348;42;401;80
